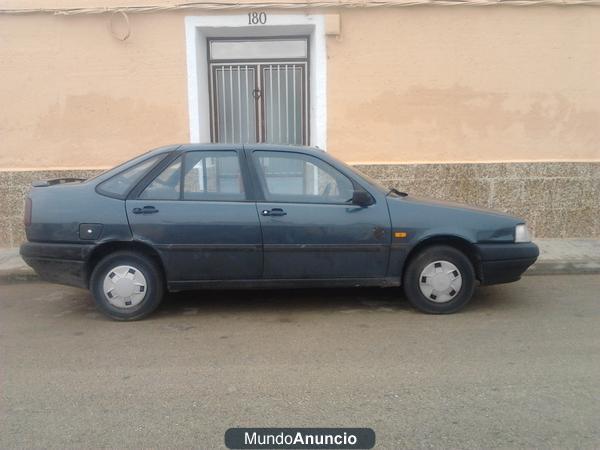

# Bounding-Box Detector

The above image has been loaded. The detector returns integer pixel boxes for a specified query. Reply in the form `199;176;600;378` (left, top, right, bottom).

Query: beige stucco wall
329;7;600;164
1;6;600;169
0;11;190;169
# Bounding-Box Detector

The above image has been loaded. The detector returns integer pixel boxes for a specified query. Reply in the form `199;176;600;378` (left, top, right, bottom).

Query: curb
0;269;39;284
525;260;600;276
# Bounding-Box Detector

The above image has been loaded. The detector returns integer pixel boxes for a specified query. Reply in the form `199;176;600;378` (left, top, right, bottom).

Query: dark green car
21;144;539;320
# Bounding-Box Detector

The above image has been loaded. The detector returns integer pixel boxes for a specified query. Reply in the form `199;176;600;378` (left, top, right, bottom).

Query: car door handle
132;206;159;215
261;208;287;217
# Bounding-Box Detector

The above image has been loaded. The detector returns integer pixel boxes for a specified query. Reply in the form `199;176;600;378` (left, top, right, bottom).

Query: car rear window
139;157;182;200
97;154;163;198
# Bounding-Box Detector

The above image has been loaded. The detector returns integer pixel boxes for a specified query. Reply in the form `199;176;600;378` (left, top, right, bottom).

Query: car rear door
247;148;391;279
126;147;262;282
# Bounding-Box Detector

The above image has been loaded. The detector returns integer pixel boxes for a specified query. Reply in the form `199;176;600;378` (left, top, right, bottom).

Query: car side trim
263;244;388;252
153;243;388;253
20;241;94;261
168;277;401;291
154;244;261;252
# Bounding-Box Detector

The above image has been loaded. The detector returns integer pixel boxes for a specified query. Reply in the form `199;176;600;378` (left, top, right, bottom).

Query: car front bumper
20;242;93;289
476;242;539;285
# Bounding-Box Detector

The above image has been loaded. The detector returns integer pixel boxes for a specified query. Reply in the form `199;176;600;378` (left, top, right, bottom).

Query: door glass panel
263;65;304;145
255;151;354;203
139;157;181;200
183;151;245;201
210;39;307;60
214;66;256;144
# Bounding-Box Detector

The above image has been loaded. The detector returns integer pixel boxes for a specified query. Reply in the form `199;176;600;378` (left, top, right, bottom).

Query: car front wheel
403;245;476;314
90;251;164;321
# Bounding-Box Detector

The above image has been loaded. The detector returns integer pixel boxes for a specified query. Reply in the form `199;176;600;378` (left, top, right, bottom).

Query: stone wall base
1;162;598;247
356;162;599;239
1;170;101;247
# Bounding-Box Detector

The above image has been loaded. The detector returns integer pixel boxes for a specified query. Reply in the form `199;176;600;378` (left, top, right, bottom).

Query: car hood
386;195;523;243
396;195;520;219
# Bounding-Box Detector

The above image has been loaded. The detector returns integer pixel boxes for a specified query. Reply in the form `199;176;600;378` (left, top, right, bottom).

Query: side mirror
352;190;374;207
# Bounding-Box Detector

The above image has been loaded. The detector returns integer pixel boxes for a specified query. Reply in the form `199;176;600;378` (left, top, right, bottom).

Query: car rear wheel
403;245;476;314
90;251;164;321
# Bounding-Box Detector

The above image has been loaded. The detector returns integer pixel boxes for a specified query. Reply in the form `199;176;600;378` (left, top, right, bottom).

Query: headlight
515;224;531;243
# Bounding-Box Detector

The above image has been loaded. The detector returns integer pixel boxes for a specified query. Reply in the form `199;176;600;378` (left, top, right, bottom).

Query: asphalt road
1;275;599;449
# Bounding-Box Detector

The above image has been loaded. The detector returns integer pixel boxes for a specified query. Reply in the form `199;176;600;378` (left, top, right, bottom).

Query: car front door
248;149;391;279
126;147;262;282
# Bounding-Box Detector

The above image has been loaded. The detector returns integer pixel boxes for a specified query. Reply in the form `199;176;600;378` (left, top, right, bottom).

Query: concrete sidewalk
525;239;600;276
0;248;34;282
1;239;599;283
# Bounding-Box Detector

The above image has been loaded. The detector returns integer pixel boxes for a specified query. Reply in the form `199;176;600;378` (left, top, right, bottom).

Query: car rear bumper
476;242;539;285
20;242;93;289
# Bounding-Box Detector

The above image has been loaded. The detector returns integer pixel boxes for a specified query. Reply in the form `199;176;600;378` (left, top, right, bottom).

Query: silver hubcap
419;260;462;303
102;265;147;308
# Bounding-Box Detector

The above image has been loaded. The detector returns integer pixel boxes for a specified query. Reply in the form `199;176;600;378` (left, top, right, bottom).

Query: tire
403;245;476;314
89;251;164;321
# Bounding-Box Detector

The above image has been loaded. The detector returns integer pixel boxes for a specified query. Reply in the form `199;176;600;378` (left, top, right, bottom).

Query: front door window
254;151;355;204
209;38;309;145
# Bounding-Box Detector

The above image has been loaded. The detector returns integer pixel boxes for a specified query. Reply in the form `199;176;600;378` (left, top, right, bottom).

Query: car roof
176;143;325;156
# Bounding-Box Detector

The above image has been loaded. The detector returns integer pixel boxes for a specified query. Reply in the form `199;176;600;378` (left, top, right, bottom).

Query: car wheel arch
402;235;482;282
85;240;167;288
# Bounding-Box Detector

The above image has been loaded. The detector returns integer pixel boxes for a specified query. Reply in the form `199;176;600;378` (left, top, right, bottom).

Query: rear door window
183;151;245;201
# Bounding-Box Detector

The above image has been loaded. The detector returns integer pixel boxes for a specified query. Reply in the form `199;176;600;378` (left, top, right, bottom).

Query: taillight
24;198;32;227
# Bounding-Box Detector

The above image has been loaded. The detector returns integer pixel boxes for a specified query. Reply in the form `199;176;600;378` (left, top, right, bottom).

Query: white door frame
185;14;327;149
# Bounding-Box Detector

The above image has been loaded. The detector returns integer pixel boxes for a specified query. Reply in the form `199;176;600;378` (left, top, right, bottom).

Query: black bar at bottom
225;428;375;449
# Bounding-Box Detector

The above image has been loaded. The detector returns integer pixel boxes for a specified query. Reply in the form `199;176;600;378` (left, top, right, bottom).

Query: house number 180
248;12;267;25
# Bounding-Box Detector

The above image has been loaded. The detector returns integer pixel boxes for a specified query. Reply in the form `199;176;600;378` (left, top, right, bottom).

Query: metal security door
211;65;258;144
262;64;305;145
208;38;309;145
